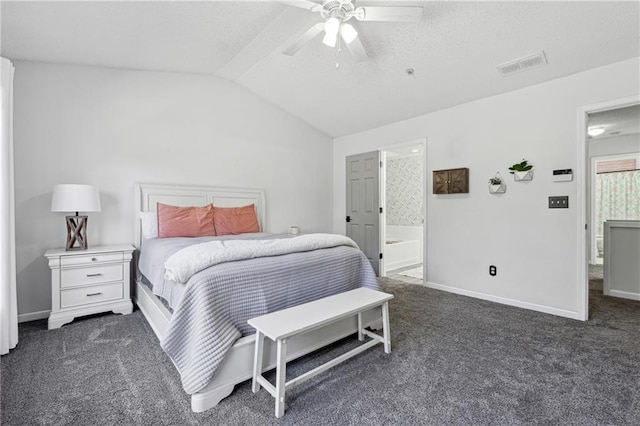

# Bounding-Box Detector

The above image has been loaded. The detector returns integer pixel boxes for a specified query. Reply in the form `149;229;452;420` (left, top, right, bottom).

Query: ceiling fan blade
354;6;423;22
283;23;324;56
278;0;322;12
345;34;368;63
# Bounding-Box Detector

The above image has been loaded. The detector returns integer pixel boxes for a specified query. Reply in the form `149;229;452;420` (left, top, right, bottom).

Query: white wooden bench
247;287;393;418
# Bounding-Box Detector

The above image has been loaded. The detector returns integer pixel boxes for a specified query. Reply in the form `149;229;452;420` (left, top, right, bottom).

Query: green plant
489;176;502;185
508;159;533;174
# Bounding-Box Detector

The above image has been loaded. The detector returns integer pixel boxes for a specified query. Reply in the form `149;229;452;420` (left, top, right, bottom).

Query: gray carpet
2;278;640;425
589;264;604;290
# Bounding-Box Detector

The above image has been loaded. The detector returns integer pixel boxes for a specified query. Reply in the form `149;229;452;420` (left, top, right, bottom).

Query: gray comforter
139;234;378;394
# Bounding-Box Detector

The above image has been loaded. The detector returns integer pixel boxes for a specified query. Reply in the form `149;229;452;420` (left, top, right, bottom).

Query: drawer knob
91;257;98;262
86;273;103;277
86;292;102;297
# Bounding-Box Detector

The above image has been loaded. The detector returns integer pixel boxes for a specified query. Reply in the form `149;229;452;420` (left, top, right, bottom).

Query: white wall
14;61;333;317
333;57;640;319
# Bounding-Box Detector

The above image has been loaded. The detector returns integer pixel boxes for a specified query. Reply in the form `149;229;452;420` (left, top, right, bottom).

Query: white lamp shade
51;184;101;213
324;17;340;35
322;17;340;47
322;31;338;47
340;23;358;44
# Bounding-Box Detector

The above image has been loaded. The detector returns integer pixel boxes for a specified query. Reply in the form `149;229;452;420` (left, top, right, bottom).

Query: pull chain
335;31;342;70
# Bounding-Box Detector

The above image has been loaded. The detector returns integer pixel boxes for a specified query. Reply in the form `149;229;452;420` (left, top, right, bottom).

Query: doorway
578;97;640;319
380;139;426;282
346;139;427;281
589;152;640;266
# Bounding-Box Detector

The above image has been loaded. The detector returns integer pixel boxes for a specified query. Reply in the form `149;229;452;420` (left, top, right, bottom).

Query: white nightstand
45;244;135;330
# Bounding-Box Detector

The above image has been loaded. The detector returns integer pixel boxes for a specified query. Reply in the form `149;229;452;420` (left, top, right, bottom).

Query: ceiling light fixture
588;127;605;136
322;17;340;47
340;23;358;44
282;0;423;65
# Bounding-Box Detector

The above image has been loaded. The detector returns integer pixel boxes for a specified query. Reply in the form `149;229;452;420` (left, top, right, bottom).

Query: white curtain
595;170;640;237
0;57;18;355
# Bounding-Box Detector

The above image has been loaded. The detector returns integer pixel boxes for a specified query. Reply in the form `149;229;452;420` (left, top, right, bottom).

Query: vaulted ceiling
2;1;639;137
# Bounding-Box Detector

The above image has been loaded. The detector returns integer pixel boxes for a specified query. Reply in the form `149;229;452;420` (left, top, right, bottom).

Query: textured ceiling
2;1;639;137
1;1;285;74
588;104;640;140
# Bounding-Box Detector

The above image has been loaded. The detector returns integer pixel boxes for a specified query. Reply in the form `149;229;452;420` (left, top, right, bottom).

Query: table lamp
51;184;101;250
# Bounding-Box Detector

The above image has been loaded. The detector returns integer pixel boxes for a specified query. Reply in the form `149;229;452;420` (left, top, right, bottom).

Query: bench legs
275;339;287;418
251;333;289;418
252;331;264;393
252;302;392;418
382;301;391;354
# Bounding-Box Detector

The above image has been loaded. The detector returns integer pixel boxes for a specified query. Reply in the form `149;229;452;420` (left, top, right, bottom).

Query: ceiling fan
280;0;423;62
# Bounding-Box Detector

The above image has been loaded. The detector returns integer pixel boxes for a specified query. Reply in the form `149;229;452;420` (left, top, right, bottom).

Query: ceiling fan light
322;30;338;47
324;17;340;35
340;23;358;44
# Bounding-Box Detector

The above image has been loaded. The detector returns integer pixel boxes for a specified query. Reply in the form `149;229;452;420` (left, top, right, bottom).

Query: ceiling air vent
497;51;548;77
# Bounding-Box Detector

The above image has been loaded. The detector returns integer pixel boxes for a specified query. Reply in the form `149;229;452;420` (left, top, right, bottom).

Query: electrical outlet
489;265;497;276
549;196;569;209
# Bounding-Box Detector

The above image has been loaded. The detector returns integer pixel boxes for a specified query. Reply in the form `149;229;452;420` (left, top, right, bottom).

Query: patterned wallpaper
386;155;424;226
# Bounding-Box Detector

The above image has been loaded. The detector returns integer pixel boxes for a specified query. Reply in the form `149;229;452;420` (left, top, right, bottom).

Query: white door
346;151;381;275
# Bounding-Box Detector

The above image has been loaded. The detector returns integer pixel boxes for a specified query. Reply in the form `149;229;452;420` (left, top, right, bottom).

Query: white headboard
134;183;266;247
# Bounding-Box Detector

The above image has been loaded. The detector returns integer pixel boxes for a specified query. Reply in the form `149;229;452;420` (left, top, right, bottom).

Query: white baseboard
18;310;50;323
21;284;580;323
424;281;581;320
605;289;640;301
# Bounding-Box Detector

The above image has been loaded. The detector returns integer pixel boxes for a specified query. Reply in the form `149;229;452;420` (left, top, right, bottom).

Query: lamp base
65;215;89;250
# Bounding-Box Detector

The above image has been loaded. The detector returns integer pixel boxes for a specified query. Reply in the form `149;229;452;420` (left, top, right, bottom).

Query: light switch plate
549;196;569;208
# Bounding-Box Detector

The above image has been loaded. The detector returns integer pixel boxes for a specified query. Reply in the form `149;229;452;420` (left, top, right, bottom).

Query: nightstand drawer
46;244;135;329
60;264;123;288
60;252;124;267
61;282;123;309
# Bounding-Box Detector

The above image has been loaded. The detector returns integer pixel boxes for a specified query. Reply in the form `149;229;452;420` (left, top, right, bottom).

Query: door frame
379;149;387;275
378;138;427;281
576;95;639;321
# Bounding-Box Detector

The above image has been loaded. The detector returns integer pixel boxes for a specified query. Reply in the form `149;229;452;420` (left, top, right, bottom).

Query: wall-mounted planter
509;159;534;181
488;172;506;194
489;183;506;194
513;170;533;181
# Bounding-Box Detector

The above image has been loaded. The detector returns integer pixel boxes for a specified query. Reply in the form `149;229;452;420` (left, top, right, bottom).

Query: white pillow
139;211;158;239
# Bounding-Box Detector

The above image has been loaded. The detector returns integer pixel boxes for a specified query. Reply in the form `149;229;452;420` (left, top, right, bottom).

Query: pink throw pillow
213;204;260;236
157;203;216;238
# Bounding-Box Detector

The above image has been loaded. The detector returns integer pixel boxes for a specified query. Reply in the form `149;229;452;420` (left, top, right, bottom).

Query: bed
132;183;382;412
